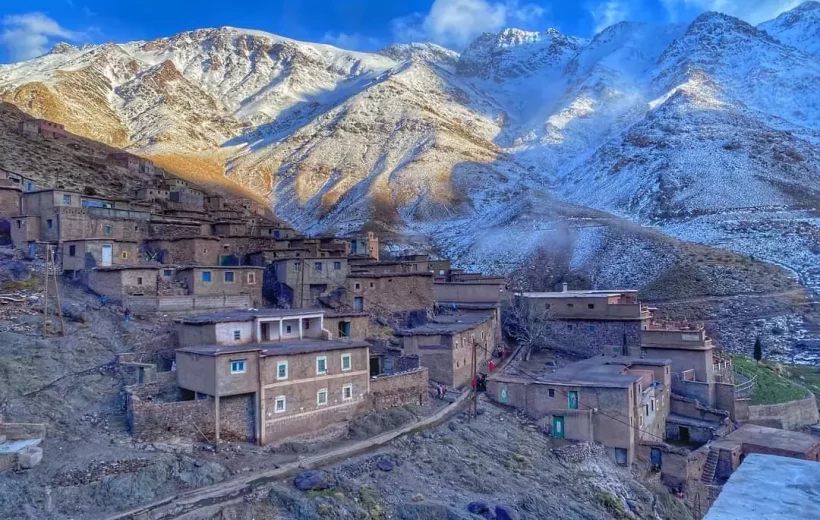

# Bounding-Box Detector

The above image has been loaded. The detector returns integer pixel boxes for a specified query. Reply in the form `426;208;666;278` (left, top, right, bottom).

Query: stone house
396;313;497;388
641;321;736;414
339;272;434;316
517;285;652;357
136;187;170;202
108;152;141;171
18;118;67;138
270;257;350;308
62;238;140;272
86;266;160;300
350;259;429;275
247;248;309;266
487;357;672;466
169;186;205;207
0;169;36;192
144;237;221;265
428;259;451;279
174;266;264;307
0;182;21;217
323;312;369;341
348;232;379;260
212;221;248;237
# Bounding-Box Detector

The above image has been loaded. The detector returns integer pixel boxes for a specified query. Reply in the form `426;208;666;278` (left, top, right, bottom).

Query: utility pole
469;341;478;422
41;245;65;337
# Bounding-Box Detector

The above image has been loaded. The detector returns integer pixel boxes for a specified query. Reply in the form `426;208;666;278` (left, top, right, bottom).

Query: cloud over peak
0;12;86;61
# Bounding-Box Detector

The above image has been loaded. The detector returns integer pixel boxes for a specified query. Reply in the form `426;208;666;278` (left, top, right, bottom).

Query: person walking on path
488;359;496;374
124;307;131;324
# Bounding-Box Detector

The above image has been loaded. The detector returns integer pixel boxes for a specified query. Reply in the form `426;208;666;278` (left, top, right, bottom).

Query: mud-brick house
487;356;672;466
144;237;221;265
348;232;379;260
86;266;160;300
396;313;497;388
0;179;21;217
269;257;350;308
339;272;434;316
108;152;141;171
517;285;652;357
62;238;140;272
136;187;170;202
0;169;36;192
18;118;67;138
175;266;264;307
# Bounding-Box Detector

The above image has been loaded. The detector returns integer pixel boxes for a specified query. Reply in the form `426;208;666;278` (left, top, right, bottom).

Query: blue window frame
202;271;212;283
230;359;246;374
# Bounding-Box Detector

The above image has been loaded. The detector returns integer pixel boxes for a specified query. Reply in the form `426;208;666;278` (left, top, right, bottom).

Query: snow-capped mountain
1;3;820;302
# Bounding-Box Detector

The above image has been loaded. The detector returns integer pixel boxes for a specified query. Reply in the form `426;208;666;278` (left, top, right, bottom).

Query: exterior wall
272;257;349;308
176;351;218;395
521;293;647;321
741;394;819;430
62;240;139;271
10;216;39;246
368;368;429;410
176;323;219;348
125;295;252;312
641;346;712;384
176;268;263;306
323;314;369;341
545;319;643;357
261;346;369;445
144;238;220;265
0;188;21;216
433;282;506;304
86;269;158;299
214;322;255;345
343;274;434;316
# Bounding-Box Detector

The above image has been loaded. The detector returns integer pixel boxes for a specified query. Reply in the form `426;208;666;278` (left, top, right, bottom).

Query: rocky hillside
2;4;820;303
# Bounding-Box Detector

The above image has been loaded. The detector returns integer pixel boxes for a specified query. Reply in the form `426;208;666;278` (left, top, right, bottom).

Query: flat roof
92;265;160;272
178;339;370;357
713;424;820;454
176;308;325;324
175;265;264;271
396;314;491;336
704;454;820;520
145;236;220;242
325;311;369;319
436;302;500;310
348;272;433;279
535;356;670;388
520;290;636;299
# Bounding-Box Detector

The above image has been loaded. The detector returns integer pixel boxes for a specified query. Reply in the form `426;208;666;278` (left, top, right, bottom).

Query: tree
753;336;763;364
502;294;552;352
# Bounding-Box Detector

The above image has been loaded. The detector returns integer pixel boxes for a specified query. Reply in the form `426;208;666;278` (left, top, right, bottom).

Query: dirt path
645;288;806;306
106;391;472;520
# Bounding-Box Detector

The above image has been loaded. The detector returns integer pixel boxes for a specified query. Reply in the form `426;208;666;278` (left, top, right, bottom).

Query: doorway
101;244;113;266
679;426;690;443
354;296;364;311
552;416;565;438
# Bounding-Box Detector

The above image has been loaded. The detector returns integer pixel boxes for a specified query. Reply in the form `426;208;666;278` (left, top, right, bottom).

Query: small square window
317;389;328;405
294;262;301;271
354;282;361;290
202;271;212;283
69;245;76;256
163;269;173;276
121;251;128;259
62;194;71;205
104;225;112;235
137;277;143;285
342;384;353;401
567;303;574;308
333;261;341;270
233;330;241;341
230;359;246;374
314;262;323;271
316;356;327;375
275;395;286;413
341;353;352;371
369;282;374;288
224;271;235;283
277;361;288;380
588;303;595;309
548;389;555;397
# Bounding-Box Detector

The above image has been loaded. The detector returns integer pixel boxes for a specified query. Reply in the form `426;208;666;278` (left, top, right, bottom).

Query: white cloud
588;1;629;34
391;0;547;49
661;0;801;25
322;31;380;50
0;12;85;61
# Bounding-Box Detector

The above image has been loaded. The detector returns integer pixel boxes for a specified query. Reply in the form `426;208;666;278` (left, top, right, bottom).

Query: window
274;230;280;239
333;261;341;270
439;269;445;275
314;262;323;271
47;219;53;229
69;245;76;257
645;404;650;416
369;282;374;288
63;194;71;205
316;356;327;375
230;359;246;374
354;296;363;311
275;395;286;413
16;220;21;229
286;324;292;334
354;282;361;290
304;320;310;329
567;303;574;308
122;251;128;259
339;321;351;337
481;331;485;340
203;248;208;254
568;391;579;410
247;272;256;284
224;271;235;283
277;361;288;380
589;325;596;332
137;277;143;286
104;225;112;235
233;330;241;341
651;399;655;412
567;324;573;331
548;389;555;398
202;271;212;283
317;389;328;405
342;384;353;401
588;303;595;309
164;269;173;276
294;262;300;271
341;353;352;372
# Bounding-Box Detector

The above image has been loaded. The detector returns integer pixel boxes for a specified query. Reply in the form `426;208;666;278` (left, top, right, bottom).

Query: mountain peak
50;42;79;54
377;42;459;69
759;1;820;54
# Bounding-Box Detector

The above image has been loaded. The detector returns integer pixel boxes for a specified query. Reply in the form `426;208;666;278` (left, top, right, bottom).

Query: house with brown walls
174;266;264;307
87;266;160;299
269;257;350;308
144;237;221;265
62;238;140;272
18;118;67;138
348;232;379;260
108;152;141;171
487;356;672;466
339;272;434;316
396;313;497;388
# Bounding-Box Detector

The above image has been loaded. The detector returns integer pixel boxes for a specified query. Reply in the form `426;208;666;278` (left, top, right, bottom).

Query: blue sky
0;0;804;63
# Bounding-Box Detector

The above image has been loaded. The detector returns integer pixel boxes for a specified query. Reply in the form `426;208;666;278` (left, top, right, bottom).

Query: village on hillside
1;117;819;520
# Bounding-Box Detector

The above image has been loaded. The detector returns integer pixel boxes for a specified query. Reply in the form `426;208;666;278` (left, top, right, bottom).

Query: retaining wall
739;394;819;430
125;294;251;312
369;367;429;410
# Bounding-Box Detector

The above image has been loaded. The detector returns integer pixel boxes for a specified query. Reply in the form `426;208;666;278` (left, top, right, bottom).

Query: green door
553;416;565;438
499;385;508;404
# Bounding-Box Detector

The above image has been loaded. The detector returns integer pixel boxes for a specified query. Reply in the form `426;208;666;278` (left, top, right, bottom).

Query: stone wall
124;294;251;312
369;368;429;411
544;319;642;357
342;273;434;317
126;373;215;442
264;401;360;444
741;394;819;430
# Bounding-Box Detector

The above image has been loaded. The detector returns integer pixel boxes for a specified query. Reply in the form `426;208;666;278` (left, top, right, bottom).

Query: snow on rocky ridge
1;5;820;297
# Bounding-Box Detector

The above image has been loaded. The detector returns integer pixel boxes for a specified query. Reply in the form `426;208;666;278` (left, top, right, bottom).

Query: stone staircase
701;448;719;483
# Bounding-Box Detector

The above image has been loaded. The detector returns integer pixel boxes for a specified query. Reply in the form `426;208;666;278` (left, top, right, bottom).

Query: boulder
397;502;470;520
467;501;489;514
18;446;42;469
494;504;520;520
293;470;335;491
376;457;394;472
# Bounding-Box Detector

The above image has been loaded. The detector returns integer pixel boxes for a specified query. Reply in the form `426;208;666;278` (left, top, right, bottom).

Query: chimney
562;282;568;293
